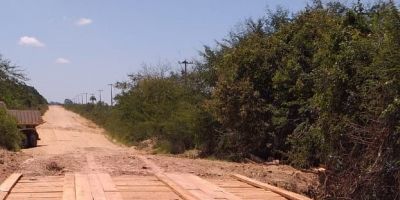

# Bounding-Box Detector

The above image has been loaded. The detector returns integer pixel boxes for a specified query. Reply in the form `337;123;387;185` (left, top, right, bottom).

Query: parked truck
0;101;43;148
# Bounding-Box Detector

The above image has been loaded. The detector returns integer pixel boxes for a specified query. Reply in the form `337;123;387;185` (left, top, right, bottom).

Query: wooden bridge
0;172;310;200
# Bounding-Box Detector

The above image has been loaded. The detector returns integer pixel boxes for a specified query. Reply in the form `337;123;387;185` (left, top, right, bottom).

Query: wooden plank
6;197;60;200
136;155;206;200
168;173;241;200
88;174;107;200
155;173;201;200
184;174;241;200
97;173;117;192
15;182;63;187
63;173;75;200
105;192;127;200
0;173;22;192
0;173;22;200
11;186;63;193
114;181;165;186
113;175;158;181
0;192;7;200
7;192;62;198
165;174;198;190
232;174;312;200
74;174;92;200
96;174;123;200
118;191;182;199
116;185;171;192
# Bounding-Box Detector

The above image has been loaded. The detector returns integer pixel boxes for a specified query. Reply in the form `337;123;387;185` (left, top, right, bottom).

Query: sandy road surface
15;106;318;195
25;106;120;155
19;106;148;176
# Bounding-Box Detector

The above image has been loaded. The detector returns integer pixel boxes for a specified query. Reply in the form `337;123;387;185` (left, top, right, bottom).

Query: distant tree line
0;55;47;111
65;1;400;199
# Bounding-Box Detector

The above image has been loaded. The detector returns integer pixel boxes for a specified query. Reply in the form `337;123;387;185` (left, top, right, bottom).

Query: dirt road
18;106;148;176
15;106;318;195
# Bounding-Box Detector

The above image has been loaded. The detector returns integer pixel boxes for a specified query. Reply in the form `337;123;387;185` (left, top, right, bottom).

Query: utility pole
108;84;113;106
179;59;194;77
82;93;88;104
98;90;103;103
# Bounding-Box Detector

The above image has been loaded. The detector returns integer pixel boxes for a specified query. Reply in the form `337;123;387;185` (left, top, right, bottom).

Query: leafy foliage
66;68;209;154
65;1;400;198
0;108;22;151
0;55;47;111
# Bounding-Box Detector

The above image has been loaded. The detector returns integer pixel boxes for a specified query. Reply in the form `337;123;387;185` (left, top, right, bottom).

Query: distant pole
84;93;88;104
178;59;194;82
81;94;84;104
108;84;113;106
98;90;103;103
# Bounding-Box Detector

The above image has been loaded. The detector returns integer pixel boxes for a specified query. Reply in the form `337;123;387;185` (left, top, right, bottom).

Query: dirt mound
0;149;30;183
18;154;85;176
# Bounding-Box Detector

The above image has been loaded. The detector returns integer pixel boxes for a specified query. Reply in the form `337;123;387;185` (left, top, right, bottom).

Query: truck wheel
21;136;29;148
28;132;38;148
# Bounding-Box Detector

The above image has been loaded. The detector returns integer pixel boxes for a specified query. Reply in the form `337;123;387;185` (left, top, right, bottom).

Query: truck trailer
0;101;43;148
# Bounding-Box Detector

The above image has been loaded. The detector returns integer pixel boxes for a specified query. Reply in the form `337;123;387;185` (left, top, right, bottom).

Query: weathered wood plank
232;174;311;200
88;174;107;200
74;174;92;200
113;175;158;181
0;173;22;200
114;180;165;186
105;192;125;200
167;173;241;200
116;185;171;192
62;173;75;200
96;174;123;200
184;174;242;200
7;192;62;198
0;192;7;200
155;173;201;200
97;173;117;192
118;191;182;199
0;173;22;192
11;186;63;193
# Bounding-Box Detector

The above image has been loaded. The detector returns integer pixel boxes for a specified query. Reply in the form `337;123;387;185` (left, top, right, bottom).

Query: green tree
0;108;22;150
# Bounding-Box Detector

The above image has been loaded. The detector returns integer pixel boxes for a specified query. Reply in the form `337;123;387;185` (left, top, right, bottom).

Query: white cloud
55;58;70;64
76;18;93;26
18;36;45;47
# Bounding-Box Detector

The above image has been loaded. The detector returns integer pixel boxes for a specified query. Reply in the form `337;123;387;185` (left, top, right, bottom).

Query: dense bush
66;70;208;153
0;108;22;151
65;1;400;198
200;1;400;199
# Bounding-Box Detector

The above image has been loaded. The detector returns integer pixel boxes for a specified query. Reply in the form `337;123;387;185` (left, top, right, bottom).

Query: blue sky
0;0;397;103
